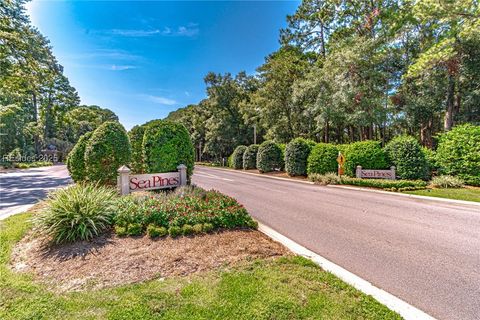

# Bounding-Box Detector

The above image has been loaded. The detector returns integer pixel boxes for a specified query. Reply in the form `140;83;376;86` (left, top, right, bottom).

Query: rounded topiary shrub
256;141;283;173
231;145;247;169
67;131;92;182
143;120;195;180
436;124;480;186
84;121;132;185
243;144;259;170
307;143;339;175
384;135;429;180
128;124;146;173
342;141;388;176
285;138;316;176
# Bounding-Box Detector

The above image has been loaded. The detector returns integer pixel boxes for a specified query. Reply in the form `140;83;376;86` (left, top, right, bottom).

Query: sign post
336;152;345;176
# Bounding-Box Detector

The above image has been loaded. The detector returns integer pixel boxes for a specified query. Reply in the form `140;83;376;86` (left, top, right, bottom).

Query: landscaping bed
11;228;287;292
1;213;401;320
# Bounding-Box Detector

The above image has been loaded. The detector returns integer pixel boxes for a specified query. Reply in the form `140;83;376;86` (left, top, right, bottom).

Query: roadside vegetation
1;213;401;320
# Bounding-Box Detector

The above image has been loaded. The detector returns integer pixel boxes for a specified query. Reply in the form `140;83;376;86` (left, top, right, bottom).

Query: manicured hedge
143;120;195;180
256;141;283;173
84;122;132;185
307;143;338;176
66;131;92;182
243;144;259;170
128;124;146;173
384;135;429;180
436;124;480;186
340;177;427;191
341;141;388;176
285;138;316;176
231;145;247;169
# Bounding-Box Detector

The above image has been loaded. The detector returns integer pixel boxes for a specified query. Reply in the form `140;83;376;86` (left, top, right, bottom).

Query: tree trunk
420;117;433;148
444;75;455;131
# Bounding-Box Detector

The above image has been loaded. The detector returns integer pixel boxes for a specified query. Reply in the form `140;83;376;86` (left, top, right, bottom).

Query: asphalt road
0;165;71;220
192;166;480;320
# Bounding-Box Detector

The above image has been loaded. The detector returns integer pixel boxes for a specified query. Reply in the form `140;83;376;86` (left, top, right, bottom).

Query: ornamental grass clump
309;172;341;185
430;175;465;189
35;183;117;244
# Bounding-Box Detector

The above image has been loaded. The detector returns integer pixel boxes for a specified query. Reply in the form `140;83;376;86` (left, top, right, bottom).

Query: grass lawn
0;213;401;320
403;188;480;202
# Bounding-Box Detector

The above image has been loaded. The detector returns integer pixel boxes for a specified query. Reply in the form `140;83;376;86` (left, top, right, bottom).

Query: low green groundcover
0;213;401;320
114;186;257;237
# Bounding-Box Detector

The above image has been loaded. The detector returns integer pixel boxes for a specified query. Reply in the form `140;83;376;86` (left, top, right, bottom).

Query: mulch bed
10;229;289;292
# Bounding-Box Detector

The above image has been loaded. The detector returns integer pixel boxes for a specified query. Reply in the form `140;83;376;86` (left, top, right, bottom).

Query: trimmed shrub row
228;124;479;185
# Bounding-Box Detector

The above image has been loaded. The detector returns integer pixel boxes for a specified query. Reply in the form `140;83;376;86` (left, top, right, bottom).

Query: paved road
0;165;71;220
192;166;480;320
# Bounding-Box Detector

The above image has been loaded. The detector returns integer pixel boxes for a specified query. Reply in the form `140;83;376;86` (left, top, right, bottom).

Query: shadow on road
0;173;71;210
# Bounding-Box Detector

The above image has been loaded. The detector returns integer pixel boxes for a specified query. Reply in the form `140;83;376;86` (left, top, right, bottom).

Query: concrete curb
197;165;480;207
258;222;437;320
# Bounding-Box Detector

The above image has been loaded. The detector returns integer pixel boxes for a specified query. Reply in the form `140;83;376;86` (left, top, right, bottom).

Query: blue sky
27;1;299;130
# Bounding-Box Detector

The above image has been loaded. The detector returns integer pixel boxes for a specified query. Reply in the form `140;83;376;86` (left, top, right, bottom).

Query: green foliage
143;120;195;180
168;226;182;238
112;186;256;237
285;138;316;176
342;141;388;176
340;177;427;191
243;144;259;169
384;136;429;180
127;223;143;236
128;125;146;173
34;183;117;244
147;225;168;238
231;145;247;169
307;143;338;175
14;161;52;169
192;224;204;234
436;124;480;186
422;147;439;172
66;132;92;182
256;141;284;173
309;172;341;185
84;121;132;185
202;223;214;233
182;224;194;236
430;175;465;189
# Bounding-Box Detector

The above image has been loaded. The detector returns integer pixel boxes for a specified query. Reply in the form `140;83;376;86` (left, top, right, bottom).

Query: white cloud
109;65;136;71
143;95;177;106
105;25;199;37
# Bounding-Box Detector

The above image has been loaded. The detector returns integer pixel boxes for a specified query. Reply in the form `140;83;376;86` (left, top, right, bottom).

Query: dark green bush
340;177;427;191
66;132;92;182
436;124;480;186
307;143;338;175
285;138;316;176
342;141;388;176
231;145;247;169
128;125;146;173
384;135;429;180
84;121;132;185
256;141;283;173
243;144;259;170
422;147;439;173
143;120;194;180
169;226;182;238
34;183;117;243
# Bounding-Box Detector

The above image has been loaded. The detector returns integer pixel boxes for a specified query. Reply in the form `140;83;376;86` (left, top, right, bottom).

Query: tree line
167;0;480;161
0;0;117;160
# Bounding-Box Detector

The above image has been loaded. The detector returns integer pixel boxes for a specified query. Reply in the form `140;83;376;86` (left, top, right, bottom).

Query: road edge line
258;222;437;320
197;165;479;207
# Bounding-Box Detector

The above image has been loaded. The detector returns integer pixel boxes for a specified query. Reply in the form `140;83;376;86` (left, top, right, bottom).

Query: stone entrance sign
356;166;396;180
117;164;187;195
